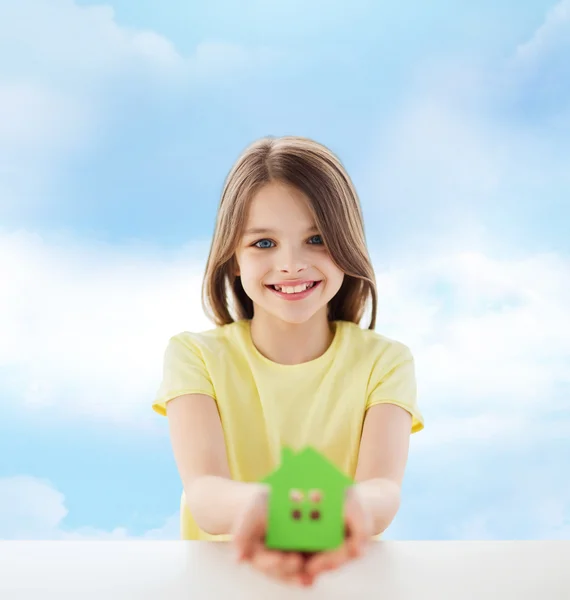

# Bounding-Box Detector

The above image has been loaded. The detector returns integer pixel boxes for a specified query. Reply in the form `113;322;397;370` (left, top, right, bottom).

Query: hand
231;485;311;587
304;486;373;579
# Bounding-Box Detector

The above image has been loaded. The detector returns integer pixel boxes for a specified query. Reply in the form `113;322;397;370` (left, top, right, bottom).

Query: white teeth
274;282;315;294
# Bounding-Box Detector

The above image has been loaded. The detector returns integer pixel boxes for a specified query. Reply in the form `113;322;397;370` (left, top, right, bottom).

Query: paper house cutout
261;446;354;552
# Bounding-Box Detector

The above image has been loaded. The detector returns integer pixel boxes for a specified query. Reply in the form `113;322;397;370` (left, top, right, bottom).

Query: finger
252;550;304;586
234;527;264;562
280;552;303;576
305;545;350;577
252;549;282;571
281;559;313;588
232;508;267;561
345;497;371;556
346;519;365;557
263;551;303;578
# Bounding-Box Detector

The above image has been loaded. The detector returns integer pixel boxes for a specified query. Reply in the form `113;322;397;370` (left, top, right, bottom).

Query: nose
277;245;308;274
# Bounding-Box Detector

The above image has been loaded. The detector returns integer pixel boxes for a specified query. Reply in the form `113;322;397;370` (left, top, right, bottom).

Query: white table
0;540;568;599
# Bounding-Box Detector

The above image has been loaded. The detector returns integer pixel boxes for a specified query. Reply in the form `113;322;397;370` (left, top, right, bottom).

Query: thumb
232;488;269;560
344;489;371;556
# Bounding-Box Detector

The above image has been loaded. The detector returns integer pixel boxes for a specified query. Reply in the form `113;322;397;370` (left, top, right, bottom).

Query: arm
302;403;414;579
352;403;413;536
166;393;266;536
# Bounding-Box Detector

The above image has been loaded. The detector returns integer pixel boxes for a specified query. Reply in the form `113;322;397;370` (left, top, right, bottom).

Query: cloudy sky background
1;0;569;540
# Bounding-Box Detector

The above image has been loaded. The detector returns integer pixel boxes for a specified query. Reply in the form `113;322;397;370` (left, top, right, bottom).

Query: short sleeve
366;343;424;433
152;334;216;417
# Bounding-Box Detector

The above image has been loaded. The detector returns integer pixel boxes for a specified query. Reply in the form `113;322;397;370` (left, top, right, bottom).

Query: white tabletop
0;540;568;599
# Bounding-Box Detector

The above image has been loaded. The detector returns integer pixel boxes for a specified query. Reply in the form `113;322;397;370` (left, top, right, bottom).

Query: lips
270;281;317;293
268;280;318;289
265;280;323;300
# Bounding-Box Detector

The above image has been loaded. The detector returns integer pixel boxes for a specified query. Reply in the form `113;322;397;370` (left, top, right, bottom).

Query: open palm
232;486;372;586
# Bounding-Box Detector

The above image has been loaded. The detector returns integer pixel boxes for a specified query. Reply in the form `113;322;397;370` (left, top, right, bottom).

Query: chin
256;304;328;326
246;283;337;325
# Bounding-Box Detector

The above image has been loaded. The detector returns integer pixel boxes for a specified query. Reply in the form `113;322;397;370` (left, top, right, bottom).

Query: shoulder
165;320;249;357
336;320;413;364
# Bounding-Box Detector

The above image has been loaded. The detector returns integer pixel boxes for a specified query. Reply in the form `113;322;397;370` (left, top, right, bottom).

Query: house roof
262;446;353;488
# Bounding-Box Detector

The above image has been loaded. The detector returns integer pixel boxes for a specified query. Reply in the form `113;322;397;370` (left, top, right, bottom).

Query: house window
289;489;304;502
310;510;321;520
308;489;323;503
291;509;302;520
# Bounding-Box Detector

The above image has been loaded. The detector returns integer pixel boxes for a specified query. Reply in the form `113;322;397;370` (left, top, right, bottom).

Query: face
234;181;345;326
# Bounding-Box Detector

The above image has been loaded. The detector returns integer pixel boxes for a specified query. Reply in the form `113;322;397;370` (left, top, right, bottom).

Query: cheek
321;258;344;282
331;271;345;291
238;255;268;281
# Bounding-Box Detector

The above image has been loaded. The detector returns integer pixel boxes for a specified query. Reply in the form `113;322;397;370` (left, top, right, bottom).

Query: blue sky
0;0;569;541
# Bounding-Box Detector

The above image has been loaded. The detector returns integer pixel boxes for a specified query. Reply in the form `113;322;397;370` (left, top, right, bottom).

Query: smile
265;280;322;300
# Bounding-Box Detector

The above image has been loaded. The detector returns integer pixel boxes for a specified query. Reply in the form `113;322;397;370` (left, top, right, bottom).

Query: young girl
152;135;424;587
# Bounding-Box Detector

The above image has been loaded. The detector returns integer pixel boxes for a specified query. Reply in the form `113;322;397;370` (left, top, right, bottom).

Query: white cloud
1;228;569;447
352;13;570;450
363;97;502;211
0;229;212;426
1;228;568;542
3;472;568;541
0;0;280;129
0;0;274;216
503;0;570;122
0;476;68;538
0;475;179;540
372;248;570;417
1;0;568;545
360;75;568;247
0;1;184;76
61;512;180;541
515;0;570;63
357;2;570;261
0;1;187;213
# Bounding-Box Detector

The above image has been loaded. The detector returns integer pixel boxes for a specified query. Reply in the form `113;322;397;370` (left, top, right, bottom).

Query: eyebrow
244;225;319;235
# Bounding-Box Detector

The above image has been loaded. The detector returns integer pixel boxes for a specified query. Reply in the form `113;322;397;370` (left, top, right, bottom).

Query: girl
152;135;424;587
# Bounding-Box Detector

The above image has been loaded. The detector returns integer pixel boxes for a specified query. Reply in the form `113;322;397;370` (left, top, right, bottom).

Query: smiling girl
152;135;424;587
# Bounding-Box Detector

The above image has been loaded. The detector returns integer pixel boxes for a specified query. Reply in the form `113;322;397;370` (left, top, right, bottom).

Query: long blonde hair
201;135;378;329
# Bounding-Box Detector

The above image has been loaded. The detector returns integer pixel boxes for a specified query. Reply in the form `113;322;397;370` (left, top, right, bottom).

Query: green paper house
261;446;354;552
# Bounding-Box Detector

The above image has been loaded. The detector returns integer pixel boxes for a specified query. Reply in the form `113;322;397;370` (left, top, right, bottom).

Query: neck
249;310;335;365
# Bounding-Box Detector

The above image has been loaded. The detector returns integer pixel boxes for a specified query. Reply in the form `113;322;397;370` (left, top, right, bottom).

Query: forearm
353;478;402;536
185;475;267;536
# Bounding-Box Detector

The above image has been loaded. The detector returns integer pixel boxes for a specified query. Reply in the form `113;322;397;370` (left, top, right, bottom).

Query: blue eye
252;235;323;248
254;239;274;249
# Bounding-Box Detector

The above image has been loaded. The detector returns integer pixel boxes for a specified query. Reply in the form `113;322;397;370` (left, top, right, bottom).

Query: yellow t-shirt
152;319;424;540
